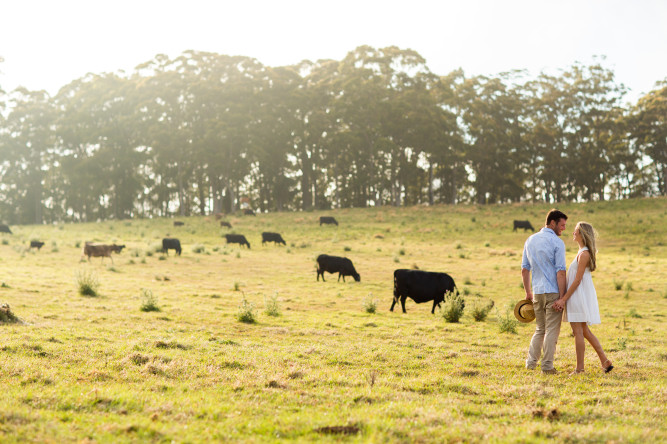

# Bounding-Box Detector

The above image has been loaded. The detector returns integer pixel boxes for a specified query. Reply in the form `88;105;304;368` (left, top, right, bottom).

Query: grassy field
1;198;665;443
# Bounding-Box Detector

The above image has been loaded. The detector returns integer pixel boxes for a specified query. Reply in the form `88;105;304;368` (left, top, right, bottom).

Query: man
521;209;568;374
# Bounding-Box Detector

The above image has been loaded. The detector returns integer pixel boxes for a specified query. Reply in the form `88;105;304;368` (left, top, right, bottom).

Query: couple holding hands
520;209;614;375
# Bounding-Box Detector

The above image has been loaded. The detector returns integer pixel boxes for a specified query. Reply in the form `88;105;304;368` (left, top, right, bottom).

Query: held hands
552;298;566;311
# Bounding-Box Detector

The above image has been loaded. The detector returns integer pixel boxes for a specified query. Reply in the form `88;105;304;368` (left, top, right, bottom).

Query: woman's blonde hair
577;222;597;271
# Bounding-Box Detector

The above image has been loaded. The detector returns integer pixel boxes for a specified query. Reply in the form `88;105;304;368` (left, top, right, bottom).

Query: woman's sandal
570;369;585;375
602;359;614;373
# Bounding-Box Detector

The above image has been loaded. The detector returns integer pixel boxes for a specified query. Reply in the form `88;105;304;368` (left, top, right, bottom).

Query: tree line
0;46;665;224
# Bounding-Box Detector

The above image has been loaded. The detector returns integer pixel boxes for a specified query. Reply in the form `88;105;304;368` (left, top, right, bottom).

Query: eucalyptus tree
55;73;145;220
0;88;56;224
173;51;266;214
291;58;340;210
524;72;576;202
564;62;628;201
628;80;667;196
133;54;198;217
251;65;303;211
328;46;441;207
455;71;528;204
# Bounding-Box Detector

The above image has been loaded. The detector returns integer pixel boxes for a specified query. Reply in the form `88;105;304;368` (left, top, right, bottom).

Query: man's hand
552;298;565;311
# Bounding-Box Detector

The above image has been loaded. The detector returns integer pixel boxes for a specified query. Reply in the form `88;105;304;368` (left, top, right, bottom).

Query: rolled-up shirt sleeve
521;244;531;270
554;241;566;272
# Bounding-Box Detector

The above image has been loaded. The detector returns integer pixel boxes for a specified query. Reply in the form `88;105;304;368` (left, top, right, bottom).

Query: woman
553;222;613;375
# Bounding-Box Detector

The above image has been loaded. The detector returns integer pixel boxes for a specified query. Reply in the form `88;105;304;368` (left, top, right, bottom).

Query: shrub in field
363;294;378;314
237;296;256;324
497;307;518;334
613;279;625;290
140;289;160;312
76;270;99;297
471;299;494;322
0;303;21;324
264;293;281;317
441;293;465;323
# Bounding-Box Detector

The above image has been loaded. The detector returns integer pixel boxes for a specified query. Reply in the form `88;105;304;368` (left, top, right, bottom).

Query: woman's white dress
564;247;601;325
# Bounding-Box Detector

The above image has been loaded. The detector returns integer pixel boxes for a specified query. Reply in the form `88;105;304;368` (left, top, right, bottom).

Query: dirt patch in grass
314;424;361;435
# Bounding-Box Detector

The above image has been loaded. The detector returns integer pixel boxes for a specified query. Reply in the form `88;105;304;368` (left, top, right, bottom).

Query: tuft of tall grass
613;279;625;290
140;289;160;312
497;306;518;334
363;294;378;314
264;292;281;317
76;270;99;297
237;296;256;324
471;299;494;322
441;292;465;323
0;303;21;324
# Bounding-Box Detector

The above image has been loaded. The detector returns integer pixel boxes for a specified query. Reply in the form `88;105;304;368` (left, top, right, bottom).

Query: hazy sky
1;0;665;103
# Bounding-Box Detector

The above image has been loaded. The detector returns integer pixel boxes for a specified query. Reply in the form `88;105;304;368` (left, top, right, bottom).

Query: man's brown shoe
542;368;558;375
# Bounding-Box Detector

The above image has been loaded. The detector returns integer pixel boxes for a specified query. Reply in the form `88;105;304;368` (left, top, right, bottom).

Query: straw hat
514;299;536;323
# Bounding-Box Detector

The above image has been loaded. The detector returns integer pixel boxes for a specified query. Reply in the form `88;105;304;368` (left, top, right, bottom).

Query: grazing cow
162;238;182;256
173;221;184;227
220;221;232;228
243;209;255;216
262;232;286;246
82;242;125;264
30;241;45;250
319;216;338;226
224;234;251;248
513;220;535;232
391;269;460;314
0;224;11;234
316;254;360;282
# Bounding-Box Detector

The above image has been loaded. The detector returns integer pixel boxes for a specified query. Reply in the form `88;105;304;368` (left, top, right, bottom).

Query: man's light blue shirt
521;227;566;294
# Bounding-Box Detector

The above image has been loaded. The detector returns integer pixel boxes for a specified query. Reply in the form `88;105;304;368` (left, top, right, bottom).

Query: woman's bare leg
571;322;586;371
582;324;609;366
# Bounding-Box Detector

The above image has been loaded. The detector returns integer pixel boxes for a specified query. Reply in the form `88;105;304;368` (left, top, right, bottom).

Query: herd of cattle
1;218;534;313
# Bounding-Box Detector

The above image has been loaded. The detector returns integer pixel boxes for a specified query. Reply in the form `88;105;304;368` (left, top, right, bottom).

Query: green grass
0;198;665;442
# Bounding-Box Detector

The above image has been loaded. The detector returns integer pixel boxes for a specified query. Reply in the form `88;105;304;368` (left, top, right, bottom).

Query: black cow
220;221;232;228
243;209;255;216
316;254;360;282
513;220;535;232
391;269;460;314
262;232;286;246
319;216;338;226
225;234;251;248
0;224;11;234
173;221;184;227
30;241;45;250
162;238;182;256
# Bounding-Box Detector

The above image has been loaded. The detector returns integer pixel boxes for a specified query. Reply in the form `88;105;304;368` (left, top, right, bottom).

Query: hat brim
514;300;536;323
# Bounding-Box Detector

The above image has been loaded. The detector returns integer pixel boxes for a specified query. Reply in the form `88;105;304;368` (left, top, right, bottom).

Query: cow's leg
401;296;407;313
390;295;397;311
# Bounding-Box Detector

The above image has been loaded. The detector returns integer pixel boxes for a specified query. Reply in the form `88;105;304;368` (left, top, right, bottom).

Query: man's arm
557;270;566;298
521;268;533;301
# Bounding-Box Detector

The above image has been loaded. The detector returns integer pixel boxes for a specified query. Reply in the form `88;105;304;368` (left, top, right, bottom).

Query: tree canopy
0;47;665;224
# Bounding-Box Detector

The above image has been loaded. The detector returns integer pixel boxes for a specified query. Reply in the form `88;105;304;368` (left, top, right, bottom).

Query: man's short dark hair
545;209;568;226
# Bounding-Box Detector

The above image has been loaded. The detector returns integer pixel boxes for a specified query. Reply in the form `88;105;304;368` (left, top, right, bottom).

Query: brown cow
82;242;125;263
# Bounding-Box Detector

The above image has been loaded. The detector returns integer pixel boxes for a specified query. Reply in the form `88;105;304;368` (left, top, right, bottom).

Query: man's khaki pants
526;293;562;371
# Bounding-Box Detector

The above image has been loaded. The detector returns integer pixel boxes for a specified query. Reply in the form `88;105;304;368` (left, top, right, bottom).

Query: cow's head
111;244;125;253
353;272;361;282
